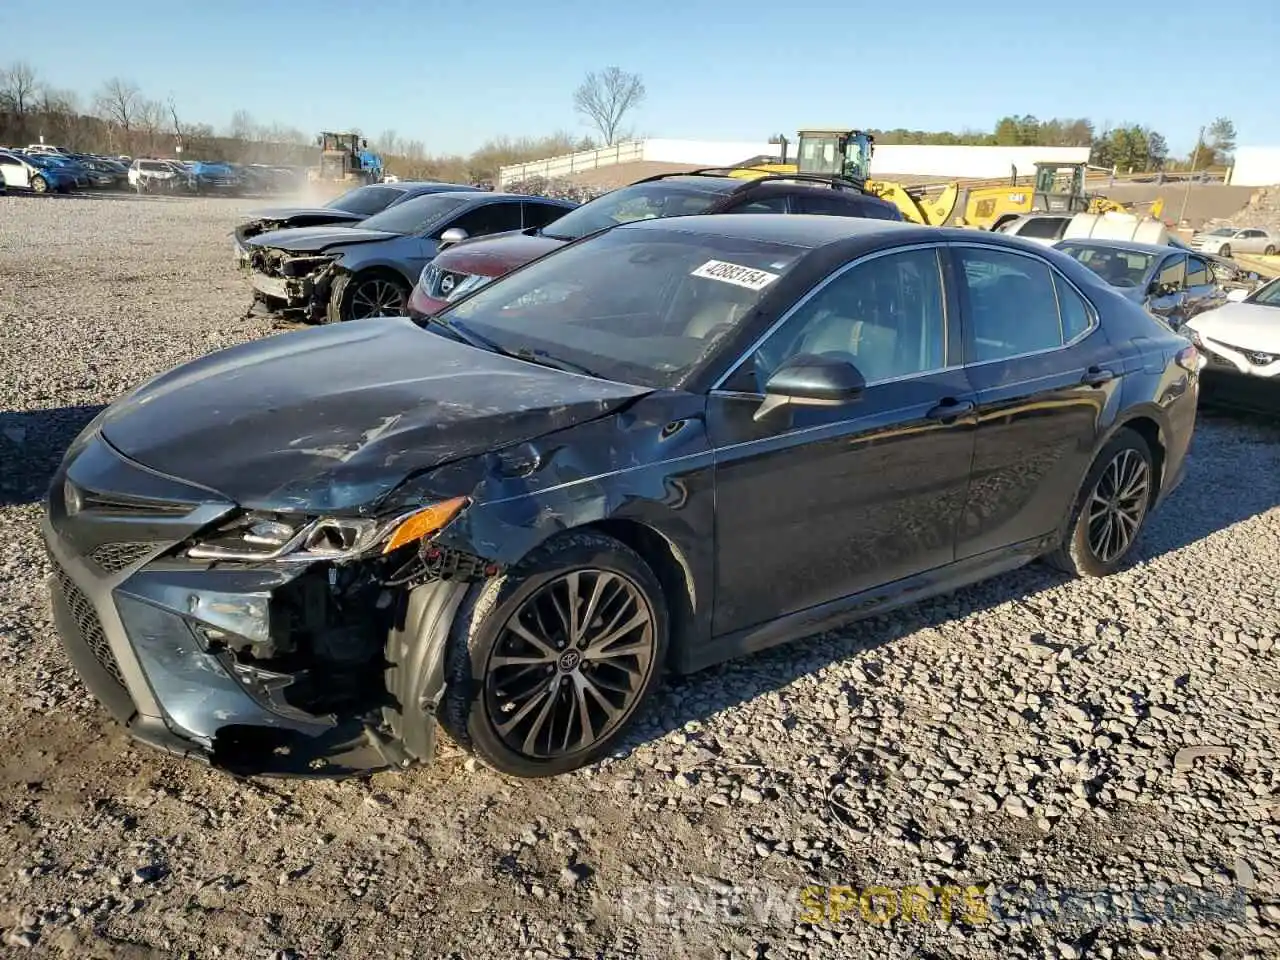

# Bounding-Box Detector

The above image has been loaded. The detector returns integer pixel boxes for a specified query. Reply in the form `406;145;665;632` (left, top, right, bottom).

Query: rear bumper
41;434;412;778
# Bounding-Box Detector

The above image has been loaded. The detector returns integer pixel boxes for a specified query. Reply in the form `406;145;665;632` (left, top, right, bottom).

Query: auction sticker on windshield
691;260;780;291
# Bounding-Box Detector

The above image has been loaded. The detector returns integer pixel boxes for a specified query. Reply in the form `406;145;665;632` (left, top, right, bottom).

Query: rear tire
325;271;409;324
1047;428;1155;577
443;531;669;778
31;174;48;194
1219;244;1232;259
1265;245;1276;256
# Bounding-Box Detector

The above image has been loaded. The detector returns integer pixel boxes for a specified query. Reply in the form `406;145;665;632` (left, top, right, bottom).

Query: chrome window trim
708;242;956;392
947;240;1101;368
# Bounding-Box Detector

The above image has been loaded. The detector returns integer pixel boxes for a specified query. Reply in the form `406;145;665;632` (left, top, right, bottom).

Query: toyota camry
43;216;1199;779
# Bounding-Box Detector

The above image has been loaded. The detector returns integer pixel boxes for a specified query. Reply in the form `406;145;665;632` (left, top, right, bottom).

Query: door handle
925;398;975;423
1081;366;1115;387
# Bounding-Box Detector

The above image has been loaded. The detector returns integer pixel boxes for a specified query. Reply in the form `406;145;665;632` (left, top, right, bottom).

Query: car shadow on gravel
0;404;106;506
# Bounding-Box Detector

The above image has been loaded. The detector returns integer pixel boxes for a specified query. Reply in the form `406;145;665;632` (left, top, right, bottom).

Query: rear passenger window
1053;274;1093;342
956;248;1063;362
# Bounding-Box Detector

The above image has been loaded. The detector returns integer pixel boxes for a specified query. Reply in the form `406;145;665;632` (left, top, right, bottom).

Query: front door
707;244;977;636
948;243;1114;559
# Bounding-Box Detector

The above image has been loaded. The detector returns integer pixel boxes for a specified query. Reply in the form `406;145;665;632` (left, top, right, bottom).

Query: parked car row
0;146;130;193
2;142;308;197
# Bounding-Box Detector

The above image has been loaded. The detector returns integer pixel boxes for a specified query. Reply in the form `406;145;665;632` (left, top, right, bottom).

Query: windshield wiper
423;315;599;377
505;347;599;377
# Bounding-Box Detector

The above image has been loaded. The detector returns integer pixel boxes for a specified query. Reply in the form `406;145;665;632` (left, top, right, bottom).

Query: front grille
89;541;156;574
48;553;127;688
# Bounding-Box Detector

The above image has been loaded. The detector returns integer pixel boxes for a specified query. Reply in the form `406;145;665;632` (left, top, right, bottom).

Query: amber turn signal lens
381;497;469;554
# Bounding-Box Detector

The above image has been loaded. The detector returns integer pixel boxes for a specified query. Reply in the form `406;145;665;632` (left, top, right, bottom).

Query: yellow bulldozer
729;129;1146;230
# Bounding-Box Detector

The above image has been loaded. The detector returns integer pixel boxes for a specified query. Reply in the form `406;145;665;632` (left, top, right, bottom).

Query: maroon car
406;170;902;317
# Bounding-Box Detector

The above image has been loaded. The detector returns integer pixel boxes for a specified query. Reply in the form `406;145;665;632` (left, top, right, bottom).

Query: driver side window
725;247;947;393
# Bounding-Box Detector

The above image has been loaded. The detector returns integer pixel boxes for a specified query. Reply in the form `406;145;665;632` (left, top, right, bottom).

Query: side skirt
676;534;1056;675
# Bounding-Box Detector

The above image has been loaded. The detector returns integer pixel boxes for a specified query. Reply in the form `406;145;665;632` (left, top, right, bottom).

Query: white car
1189;225;1280;259
1184;276;1280;402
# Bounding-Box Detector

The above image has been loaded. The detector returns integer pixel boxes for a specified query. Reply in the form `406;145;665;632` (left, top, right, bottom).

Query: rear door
949;242;1115;559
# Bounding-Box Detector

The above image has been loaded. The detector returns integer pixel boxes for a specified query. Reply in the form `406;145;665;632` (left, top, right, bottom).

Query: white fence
498;139;1094;187
499;141;645;185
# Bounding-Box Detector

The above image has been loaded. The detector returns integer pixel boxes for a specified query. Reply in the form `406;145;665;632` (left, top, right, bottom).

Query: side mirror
754;353;866;422
1226;288;1249;302
438;227;468;248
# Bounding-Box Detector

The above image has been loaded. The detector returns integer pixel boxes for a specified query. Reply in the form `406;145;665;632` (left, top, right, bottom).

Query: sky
3;0;1278;158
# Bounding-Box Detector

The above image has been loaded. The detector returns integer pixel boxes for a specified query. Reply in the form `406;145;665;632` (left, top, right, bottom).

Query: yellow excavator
729;129;1140;230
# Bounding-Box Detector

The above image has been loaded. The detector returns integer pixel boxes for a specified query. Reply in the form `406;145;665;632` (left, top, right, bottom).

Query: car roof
616;212;929;248
636;174;743;193
1056;238;1181;256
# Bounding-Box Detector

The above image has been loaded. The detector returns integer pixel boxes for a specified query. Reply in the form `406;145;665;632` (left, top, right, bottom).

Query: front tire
326;271;409;323
31;174;48;194
444;531;669;778
1219;244;1232;259
1047;428;1154;577
1265;245;1276;256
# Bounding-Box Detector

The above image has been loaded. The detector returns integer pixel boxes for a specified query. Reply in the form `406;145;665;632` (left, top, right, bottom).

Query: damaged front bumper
41;432;470;778
240;244;337;319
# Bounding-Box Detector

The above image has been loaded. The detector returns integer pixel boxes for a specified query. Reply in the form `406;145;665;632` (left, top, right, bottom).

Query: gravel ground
0;193;1278;960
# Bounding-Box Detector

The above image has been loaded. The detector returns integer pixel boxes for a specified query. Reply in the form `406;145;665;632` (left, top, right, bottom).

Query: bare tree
1;61;39;116
168;96;187;153
137;99;167;154
572;67;645;146
95;77;141;152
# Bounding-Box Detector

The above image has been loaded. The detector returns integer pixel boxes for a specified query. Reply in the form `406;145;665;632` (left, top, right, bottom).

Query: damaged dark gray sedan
44;215;1198;779
243;191;577;323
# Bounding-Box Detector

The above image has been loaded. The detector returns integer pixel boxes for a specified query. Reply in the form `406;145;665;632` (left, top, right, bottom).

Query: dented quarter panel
97;319;653;513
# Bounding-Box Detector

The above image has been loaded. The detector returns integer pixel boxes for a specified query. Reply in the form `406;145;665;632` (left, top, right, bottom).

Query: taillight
1175;345;1201;372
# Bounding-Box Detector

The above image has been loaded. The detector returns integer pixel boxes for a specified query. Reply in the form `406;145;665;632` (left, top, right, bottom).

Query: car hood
98;317;650;513
438;232;567;277
246;225;401;253
248;206;366;226
1186;303;1280;352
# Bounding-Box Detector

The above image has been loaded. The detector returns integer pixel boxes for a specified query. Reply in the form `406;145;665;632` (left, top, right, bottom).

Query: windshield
1246;277;1280;307
1057;244;1157;288
540;181;731;241
1208;228;1235;237
357;195;468;235
441;226;805;388
326;184;404;216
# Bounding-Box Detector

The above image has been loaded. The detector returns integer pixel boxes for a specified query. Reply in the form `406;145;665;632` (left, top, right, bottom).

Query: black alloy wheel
485;568;656;759
349;277;407;320
328;272;409;323
446;531;668;777
1048;428;1155;577
1085;448;1151;563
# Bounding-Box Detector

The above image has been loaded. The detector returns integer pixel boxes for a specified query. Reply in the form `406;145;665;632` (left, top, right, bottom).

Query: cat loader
729;129;1132;230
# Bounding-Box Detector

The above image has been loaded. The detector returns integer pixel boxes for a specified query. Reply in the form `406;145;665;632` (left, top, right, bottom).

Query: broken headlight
185;497;468;563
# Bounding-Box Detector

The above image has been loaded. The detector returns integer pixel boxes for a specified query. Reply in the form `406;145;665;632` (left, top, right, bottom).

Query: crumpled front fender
382;577;472;763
